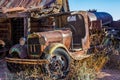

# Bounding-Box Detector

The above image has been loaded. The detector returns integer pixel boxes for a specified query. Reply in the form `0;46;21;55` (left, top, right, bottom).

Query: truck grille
28;38;41;58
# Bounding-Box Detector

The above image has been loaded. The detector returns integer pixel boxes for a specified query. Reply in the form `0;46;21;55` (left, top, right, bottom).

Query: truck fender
44;43;70;55
9;44;27;58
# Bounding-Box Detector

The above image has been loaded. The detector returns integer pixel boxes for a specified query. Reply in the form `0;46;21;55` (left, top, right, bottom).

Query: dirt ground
97;69;120;80
0;59;13;80
0;59;120;80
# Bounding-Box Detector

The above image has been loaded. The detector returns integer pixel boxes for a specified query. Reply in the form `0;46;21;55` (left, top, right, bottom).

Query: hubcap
47;54;67;79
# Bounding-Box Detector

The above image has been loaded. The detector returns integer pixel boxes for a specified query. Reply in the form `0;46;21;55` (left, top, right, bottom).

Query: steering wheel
64;23;76;34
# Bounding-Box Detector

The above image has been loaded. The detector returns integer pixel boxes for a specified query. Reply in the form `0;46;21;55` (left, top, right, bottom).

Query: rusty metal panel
0;0;43;8
88;12;97;21
0;0;48;12
34;29;72;49
78;11;90;50
90;20;102;31
0;0;69;13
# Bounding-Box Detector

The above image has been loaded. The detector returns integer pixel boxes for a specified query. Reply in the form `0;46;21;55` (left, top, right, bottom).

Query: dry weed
66;48;108;80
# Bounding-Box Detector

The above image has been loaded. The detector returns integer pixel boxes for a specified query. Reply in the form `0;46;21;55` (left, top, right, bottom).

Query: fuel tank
88;11;113;25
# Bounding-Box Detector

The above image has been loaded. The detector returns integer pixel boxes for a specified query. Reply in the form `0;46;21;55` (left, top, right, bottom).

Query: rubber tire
46;48;70;79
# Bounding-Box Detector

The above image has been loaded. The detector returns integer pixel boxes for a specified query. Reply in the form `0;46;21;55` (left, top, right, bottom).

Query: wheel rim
47;54;68;79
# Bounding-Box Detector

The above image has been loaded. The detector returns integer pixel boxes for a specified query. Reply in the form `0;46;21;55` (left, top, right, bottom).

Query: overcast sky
69;0;120;20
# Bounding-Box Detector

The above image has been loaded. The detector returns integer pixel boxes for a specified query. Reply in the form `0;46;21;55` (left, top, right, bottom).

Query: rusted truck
6;11;92;79
0;0;69;59
0;0;113;79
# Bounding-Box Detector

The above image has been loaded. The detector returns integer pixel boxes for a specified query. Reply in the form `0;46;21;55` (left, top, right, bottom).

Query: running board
6;58;49;65
70;52;94;60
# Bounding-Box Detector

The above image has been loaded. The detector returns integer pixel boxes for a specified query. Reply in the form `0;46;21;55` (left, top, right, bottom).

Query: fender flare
43;43;90;60
44;43;70;56
9;44;27;58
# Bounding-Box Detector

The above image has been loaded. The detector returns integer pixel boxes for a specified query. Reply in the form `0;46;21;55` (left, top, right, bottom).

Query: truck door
67;14;86;49
11;18;24;44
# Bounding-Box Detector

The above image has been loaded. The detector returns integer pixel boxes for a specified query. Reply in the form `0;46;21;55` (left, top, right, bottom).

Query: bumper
6;57;49;65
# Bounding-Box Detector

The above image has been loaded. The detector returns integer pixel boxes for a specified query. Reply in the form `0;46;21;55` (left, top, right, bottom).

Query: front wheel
45;48;70;79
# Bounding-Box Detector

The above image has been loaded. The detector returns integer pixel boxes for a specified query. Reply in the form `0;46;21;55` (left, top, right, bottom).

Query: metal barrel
88;12;113;25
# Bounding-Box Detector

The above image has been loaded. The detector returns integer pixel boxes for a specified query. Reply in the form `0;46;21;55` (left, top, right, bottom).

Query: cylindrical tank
88;11;113;25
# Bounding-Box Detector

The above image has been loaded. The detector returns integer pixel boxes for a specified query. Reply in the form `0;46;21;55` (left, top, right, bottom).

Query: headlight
39;36;46;45
19;37;26;46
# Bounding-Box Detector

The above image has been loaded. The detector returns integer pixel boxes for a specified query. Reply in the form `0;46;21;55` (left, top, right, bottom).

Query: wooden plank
0;23;11;40
0;12;30;18
2;7;26;13
6;12;30;18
